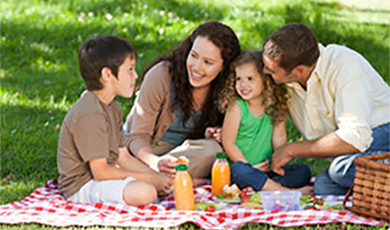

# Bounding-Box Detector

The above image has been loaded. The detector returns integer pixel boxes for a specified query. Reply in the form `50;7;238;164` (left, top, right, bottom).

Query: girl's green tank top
235;98;273;165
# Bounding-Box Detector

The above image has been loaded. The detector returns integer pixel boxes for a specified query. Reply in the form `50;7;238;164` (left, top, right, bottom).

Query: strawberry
239;189;247;199
223;194;234;199
240;194;252;204
205;205;215;212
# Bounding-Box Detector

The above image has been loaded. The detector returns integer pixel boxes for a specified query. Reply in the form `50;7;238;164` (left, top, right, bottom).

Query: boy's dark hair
78;35;136;91
263;23;319;72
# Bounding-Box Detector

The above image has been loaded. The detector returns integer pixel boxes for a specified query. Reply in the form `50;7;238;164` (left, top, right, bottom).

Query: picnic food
239;192;263;209
216;192;241;203
260;191;301;211
240;202;263;209
301;196;344;210
223;184;240;195
217;186;249;203
205;205;216;212
176;156;189;166
195;200;224;212
211;153;230;196
174;164;195;211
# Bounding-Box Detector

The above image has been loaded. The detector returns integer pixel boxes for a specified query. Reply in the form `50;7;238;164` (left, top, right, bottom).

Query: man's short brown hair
263;23;319;72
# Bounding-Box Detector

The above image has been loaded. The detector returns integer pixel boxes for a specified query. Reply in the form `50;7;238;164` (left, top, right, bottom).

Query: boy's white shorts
68;177;135;204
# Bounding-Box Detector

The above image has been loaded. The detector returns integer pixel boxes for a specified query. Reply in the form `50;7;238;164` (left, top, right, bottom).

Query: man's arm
271;131;359;175
284;131;359;158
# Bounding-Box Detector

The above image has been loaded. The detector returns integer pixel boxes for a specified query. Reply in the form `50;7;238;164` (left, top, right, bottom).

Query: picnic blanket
0;179;385;229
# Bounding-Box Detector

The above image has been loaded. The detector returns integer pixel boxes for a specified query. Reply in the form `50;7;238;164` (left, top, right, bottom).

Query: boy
57;35;173;206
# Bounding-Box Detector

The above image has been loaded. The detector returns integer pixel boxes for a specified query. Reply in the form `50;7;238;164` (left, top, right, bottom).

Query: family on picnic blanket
56;21;390;207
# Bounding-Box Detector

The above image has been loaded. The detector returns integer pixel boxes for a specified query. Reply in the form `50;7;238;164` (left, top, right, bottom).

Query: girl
220;50;312;194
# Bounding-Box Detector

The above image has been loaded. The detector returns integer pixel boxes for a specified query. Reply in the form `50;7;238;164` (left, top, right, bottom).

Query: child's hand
253;159;270;172
157;156;177;179
205;126;222;143
154;173;174;196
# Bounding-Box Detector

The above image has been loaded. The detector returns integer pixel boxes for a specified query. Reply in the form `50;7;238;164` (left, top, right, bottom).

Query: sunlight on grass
0;181;44;204
1;91;72;111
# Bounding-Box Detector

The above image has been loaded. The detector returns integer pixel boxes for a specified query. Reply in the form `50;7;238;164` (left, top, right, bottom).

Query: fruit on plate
216;192;241;203
240;194;252;204
239;192;262;209
301;195;344;210
248;192;261;203
223;184;240;195
238;188;255;203
195;200;224;212
205;205;216;212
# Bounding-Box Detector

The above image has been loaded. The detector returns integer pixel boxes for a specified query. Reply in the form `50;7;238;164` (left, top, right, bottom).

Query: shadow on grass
1;104;65;182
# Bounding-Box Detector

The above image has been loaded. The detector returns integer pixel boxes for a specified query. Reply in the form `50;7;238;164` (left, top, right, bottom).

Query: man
262;23;390;195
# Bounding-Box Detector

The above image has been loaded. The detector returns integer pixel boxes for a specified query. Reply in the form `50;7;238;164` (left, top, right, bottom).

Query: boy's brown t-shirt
57;91;125;198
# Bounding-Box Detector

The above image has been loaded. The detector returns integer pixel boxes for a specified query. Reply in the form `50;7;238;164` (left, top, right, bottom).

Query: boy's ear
101;67;113;83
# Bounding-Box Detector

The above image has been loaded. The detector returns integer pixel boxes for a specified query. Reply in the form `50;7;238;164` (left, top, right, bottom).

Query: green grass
1;0;389;229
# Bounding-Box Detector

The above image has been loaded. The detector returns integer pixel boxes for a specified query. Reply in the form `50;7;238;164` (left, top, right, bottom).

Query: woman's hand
157;156;178;179
205;126;222;143
252;159;271;172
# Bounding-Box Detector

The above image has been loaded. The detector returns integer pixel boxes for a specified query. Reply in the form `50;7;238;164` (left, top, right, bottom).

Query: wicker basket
343;152;390;222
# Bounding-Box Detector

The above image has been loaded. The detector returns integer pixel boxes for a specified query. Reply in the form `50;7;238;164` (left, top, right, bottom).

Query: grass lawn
1;0;389;229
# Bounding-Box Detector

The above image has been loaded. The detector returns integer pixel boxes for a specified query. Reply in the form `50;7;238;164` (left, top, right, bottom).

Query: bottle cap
216;152;227;159
176;164;188;171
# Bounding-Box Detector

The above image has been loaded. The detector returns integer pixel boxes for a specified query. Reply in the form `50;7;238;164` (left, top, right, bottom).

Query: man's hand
157;156;178;179
271;145;293;176
205;126;222;143
253;159;271;172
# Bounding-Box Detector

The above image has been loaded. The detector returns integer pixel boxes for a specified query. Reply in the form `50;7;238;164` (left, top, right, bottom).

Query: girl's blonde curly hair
217;50;290;125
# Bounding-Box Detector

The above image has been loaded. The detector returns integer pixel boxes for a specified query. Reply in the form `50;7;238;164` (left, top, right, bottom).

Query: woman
125;21;241;186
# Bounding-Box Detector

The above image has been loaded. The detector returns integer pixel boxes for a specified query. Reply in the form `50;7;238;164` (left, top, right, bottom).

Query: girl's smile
235;63;264;103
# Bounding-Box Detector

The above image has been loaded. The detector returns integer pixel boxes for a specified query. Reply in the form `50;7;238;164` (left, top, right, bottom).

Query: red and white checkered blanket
0;179;385;229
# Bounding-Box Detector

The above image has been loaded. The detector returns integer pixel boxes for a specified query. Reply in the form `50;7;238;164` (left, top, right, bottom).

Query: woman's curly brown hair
140;21;241;138
218;50;290;125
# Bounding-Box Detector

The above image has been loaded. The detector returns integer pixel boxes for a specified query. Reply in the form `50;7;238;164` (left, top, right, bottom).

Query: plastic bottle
211;152;231;196
174;164;195;211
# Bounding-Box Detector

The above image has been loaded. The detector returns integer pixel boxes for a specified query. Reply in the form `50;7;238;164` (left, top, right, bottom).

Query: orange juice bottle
174;164;195;211
211;152;230;196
